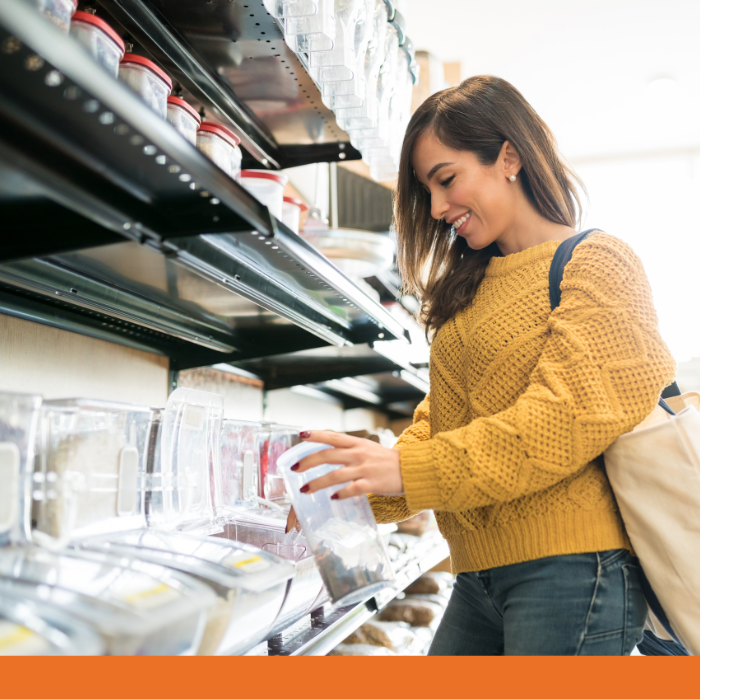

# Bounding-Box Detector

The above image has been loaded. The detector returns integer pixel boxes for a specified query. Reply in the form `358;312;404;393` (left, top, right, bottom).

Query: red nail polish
290;463;299;472
330;493;339;500
300;484;310;493
299;430;311;439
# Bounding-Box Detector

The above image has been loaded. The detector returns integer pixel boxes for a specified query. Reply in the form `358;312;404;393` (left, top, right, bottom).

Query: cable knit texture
369;234;676;575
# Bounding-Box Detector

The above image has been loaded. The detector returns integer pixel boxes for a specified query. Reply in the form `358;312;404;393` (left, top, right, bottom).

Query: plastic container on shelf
23;0;77;33
218;419;268;516
166;96;201;145
69;11;125;77
281;196;309;234
0;592;103;656
0;391;42;547
277;441;395;606
282;0;336;54
196;122;240;178
259;423;299;506
118;53;172;118
0;545;216;655
237;171;288;220
147;388;224;533
31;399;157;547
80;529;294;655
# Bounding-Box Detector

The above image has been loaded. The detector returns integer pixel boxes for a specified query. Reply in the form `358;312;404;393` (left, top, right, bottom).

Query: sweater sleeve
399;235;676;513
368;395;431;524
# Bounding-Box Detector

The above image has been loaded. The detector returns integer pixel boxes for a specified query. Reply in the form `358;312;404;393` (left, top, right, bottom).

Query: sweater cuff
399;440;445;512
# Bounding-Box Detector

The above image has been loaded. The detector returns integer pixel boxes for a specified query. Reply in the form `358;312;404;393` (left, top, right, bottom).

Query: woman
288;75;675;655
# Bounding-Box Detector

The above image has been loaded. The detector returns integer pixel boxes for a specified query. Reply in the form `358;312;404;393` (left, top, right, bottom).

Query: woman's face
411;130;520;250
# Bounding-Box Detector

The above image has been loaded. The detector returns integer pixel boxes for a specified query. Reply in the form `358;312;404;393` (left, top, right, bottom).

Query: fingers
328;481;371;501
299;430;359;448
302;466;364;495
285;506;298;534
294;447;360;473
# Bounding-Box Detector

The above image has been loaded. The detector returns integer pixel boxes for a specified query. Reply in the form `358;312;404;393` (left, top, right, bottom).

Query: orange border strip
0;657;699;699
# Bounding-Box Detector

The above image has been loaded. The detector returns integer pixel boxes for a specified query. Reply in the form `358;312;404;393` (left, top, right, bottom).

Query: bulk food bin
69;11;124;77
119;53;172;118
146;388;224;533
0;391;42;547
278;441;395;607
0;545;216;655
30;399;157;547
167;96;201;145
197;122;240;179
0;590;103;656
79;530;294;655
22;0;77;33
281;196;309;234
238;171;289;220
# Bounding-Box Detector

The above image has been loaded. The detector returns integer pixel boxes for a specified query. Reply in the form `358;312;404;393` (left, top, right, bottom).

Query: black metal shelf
0;0;411;370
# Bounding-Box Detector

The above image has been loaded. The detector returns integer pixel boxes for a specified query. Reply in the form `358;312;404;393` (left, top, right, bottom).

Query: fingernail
300;484;310;493
290;463;300;472
299;430;311;438
330;493;339;500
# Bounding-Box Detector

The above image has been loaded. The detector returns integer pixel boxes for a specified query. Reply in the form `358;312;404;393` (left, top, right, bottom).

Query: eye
439;175;455;187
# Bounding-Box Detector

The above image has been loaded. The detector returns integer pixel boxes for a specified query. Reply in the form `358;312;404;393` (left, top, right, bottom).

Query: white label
242;450;256;500
0;442;20;532
117;446;139;516
183;405;205;430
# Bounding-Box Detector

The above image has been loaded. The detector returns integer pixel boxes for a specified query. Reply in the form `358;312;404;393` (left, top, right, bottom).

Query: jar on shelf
118;53;172;119
238;170;289;220
281;196;309;234
23;0;77;33
196;122;240;178
166;96;201;145
69;11;125;77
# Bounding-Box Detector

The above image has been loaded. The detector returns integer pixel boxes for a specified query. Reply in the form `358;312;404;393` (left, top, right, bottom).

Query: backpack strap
548;229;680;408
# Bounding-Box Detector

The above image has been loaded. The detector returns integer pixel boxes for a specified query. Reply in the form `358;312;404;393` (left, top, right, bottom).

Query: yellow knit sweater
370;234;676;574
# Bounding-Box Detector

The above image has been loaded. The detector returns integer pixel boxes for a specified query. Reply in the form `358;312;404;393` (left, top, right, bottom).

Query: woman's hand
293;430;404;500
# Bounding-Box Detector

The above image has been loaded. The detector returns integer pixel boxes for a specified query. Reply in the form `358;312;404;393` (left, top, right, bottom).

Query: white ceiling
405;0;699;162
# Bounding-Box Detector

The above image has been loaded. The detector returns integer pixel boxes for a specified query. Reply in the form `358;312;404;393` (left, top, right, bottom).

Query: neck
493;194;577;256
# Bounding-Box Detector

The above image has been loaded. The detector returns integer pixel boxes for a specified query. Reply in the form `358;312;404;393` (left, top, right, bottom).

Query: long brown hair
395;75;585;338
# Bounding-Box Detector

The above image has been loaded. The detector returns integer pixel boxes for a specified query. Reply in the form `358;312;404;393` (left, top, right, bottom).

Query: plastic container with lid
281;196;309;234
147;388;224;533
259;423;299;506
23;0;77;33
277;441;395;606
166;96;201;145
69;11;125;77
238;171;288;220
118;53;172;118
0;391;42;547
219;419;266;515
80;530;294;655
197;122;240;178
31;399;157;547
0;545;216;655
0;591;103;656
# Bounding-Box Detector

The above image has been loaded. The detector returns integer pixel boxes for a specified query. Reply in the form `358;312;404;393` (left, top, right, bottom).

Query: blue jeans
428;549;647;655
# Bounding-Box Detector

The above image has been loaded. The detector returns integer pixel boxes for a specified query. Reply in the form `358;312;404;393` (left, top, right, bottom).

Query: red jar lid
198;122;240;147
120;53;173;90
240;170;287;186
71;12;125;53
167;96;201;124
283;196;309;212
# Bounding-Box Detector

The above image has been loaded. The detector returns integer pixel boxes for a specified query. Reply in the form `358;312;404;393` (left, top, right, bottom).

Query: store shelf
264;530;449;656
0;1;410;368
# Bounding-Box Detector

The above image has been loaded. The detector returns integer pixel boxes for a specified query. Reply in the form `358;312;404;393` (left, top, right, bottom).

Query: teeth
454;211;471;228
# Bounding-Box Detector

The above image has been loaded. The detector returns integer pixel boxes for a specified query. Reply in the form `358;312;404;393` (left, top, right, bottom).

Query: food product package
32;399;157;548
404;571;455;596
278;441;394;606
0;591;104;656
80;529;294;655
396;510;434;537
342;619;428;655
327;643;396;656
0;545;216;655
69;11;125;77
118;54;172;118
0;391;42;547
375;597;445;628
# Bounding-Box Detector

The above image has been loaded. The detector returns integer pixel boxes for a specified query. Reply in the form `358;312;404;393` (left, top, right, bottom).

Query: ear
499;140;522;179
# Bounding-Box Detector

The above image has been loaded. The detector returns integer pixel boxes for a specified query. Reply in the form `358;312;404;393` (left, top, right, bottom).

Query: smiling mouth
452;211;471;234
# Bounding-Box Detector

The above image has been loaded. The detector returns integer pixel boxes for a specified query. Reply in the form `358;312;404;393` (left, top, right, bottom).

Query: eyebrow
426;162;454;180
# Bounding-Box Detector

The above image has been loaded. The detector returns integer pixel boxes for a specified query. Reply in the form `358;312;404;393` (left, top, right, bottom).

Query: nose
430;190;450;221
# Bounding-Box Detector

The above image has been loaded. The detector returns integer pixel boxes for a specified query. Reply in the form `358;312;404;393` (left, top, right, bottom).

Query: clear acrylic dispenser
277;441;394;606
0;391;42;547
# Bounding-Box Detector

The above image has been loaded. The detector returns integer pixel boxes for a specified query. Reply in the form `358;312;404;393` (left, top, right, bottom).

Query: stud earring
509;174;517;182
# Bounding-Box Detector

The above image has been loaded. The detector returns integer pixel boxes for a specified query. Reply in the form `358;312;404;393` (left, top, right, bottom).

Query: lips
451;211;471;234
